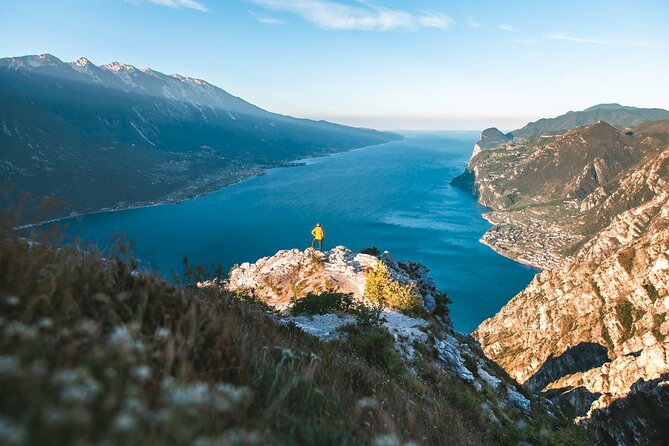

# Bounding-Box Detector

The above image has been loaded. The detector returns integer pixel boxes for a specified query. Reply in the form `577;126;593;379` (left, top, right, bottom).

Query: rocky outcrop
471;127;512;158
473;132;669;444
204;246;540;421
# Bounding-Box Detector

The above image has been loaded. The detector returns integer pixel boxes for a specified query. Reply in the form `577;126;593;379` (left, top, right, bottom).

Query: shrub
289;292;353;316
360;246;380;257
616;301;634;339
339;325;406;378
364;262;423;313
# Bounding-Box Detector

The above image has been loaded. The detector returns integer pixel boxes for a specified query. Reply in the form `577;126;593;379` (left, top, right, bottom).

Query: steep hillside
0;218;590;445
510;103;669;138
0;54;399;219
456;121;669;268
469;120;669;444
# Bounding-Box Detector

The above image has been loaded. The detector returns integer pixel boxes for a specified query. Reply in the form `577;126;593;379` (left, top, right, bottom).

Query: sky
1;0;668;130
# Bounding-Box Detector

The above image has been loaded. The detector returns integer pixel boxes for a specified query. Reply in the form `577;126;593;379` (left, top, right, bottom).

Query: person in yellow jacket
310;222;325;251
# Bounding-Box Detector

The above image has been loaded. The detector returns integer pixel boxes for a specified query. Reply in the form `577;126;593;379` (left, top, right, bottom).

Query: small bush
616;301;634;340
365;262;423;313
360;246;381;257
340;325;406;377
289;292;354;316
643;283;660;301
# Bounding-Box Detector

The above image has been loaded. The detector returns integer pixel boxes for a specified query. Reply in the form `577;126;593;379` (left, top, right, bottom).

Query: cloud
498;23;519;32
467;16;482;28
125;0;208;12
250;11;286;24
545;32;665;48
513;38;535;44
251;0;453;31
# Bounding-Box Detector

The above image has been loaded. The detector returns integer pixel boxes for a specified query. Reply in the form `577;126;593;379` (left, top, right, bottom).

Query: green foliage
652;314;667;342
360;246;380;257
289;292;354;316
364;262;423;313
616;301;635;339
339;325;406;378
643;282;660;301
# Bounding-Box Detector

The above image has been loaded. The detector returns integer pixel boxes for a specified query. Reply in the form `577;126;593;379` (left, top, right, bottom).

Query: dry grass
0;203;592;445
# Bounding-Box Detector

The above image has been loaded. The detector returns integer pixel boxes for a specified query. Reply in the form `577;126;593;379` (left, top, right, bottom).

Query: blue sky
1;0;668;130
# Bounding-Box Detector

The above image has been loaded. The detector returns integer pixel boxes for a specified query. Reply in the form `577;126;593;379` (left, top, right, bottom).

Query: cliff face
464;120;669;269
471;125;669;444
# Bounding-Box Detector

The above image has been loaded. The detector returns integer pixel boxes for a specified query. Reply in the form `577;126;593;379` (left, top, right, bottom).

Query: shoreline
478;238;543;271
18;139;403;230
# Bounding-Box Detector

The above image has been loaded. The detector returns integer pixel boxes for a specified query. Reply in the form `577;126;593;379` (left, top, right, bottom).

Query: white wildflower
131;366;151;381
4;321;37;339
113;413;137;432
212;383;251;411
108;325;144;352
0;356;19;375
154;327;170;338
0;417;24;444
75;319;99;336
373;434;401;446
36;318;53;329
280;347;295;361
53;368;101;404
5;296;19;306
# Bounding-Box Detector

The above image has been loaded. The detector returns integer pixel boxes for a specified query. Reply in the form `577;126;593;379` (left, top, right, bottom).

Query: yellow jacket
311;226;324;240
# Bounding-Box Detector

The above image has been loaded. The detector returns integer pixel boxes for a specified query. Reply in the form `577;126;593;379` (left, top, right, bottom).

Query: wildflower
0;356;19;376
113;413;137;432
373;434;401;446
36;318;53;329
4;296;19;306
131;365;151;381
280;347;295;361
0;417;24;445
4;321;37;339
75;319;99;336
53;368;101;404
154;327;170;338
108;325;144;352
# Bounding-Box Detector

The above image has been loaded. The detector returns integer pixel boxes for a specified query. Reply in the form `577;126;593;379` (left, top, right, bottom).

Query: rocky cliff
198;246;589;439
466;116;669;444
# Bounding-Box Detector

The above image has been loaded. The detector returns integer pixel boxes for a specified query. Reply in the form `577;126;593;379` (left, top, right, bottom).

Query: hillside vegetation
0;217;590;445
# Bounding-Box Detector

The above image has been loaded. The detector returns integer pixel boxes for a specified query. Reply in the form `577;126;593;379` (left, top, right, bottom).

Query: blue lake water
65;132;537;333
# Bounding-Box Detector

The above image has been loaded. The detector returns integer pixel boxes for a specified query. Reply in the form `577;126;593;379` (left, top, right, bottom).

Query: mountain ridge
459;108;669;444
0;53;400;220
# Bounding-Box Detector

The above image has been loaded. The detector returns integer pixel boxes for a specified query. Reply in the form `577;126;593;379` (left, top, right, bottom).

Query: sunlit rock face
473;125;669;444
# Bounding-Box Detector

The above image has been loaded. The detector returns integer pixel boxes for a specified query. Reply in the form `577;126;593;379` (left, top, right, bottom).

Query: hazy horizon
2;0;668;130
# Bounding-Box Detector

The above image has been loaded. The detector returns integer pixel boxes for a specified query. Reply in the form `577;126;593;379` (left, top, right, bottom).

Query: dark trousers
311;238;323;251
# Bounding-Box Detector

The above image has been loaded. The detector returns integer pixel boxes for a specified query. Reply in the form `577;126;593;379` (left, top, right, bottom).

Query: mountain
455;109;669;443
452;118;669;268
474;143;669;444
510;103;669;138
0;54;400;219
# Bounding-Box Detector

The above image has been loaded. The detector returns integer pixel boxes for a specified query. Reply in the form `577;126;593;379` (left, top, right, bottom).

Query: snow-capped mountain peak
74;57;91;67
102;61;137;72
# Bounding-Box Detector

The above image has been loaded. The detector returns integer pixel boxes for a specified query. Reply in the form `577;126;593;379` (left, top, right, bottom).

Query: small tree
364;261;423;313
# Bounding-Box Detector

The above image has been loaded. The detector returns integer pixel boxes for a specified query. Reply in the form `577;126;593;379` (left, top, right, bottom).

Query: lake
65;132;537;333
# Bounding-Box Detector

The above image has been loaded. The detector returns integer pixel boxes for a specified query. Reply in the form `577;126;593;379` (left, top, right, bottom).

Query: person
310;222;325;251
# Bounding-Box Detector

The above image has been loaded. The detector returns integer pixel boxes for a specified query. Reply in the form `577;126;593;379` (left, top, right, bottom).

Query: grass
0;207;594;445
0;232;499;445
